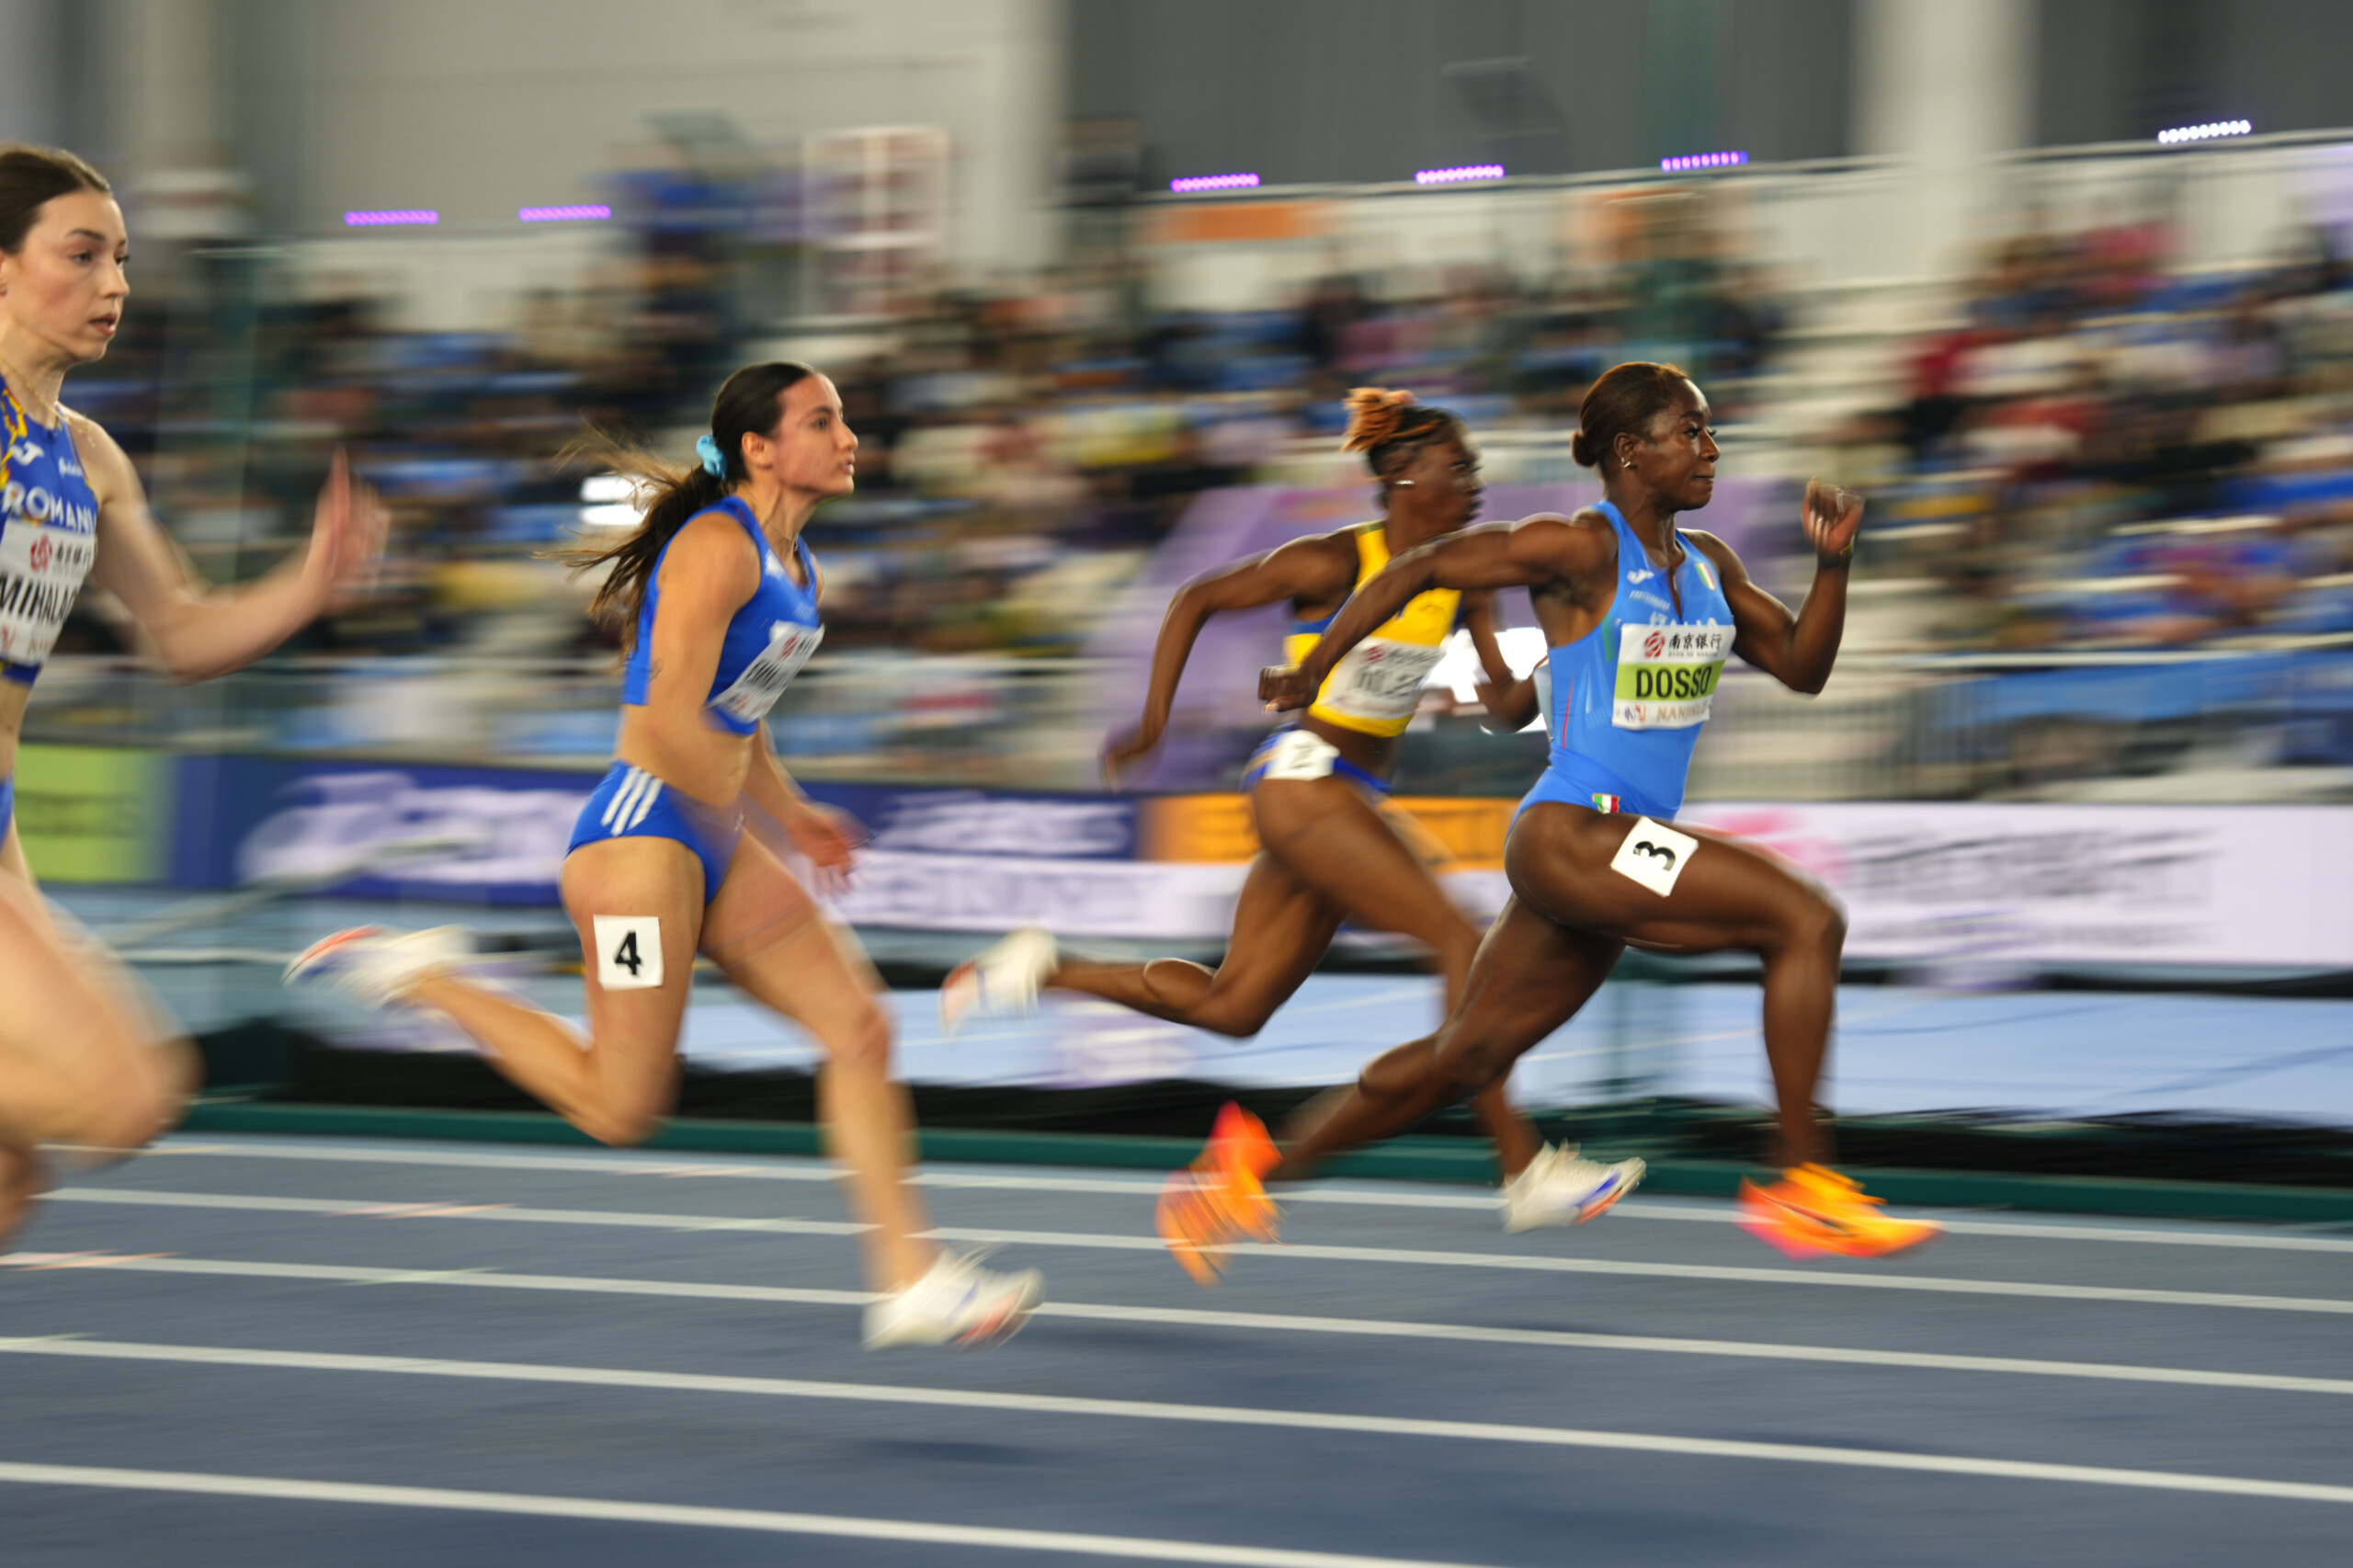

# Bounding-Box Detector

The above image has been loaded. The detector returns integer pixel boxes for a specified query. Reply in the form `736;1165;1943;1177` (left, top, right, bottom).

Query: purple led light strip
343;209;438;227
518;204;612;222
1415;164;1505;185
1658;151;1748;174
1168;173;1260;194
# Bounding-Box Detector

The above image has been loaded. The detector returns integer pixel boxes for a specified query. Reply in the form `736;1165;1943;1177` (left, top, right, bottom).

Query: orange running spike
1737;1165;1941;1259
1154;1104;1285;1285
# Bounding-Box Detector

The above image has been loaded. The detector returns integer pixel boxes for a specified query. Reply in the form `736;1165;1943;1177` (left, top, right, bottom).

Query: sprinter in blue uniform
0;143;385;1242
288;362;1042;1347
940;389;1643;1264
1162;361;1939;1269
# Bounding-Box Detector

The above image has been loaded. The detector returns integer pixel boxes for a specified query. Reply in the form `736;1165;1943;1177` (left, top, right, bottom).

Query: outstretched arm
1692;478;1862;697
1103;534;1353;782
1261;516;1605;712
81;426;385;683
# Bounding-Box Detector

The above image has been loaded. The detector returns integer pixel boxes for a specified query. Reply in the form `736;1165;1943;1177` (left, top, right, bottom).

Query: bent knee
821;1005;894;1075
1437;1036;1515;1099
1797;895;1847;954
591;1109;663;1148
74;1081;175;1153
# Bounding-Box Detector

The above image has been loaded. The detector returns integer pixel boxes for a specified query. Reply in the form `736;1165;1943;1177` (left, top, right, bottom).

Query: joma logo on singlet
6;439;41;468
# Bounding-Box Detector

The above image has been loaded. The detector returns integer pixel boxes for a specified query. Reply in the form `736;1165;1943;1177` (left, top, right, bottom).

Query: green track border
177;1100;2353;1226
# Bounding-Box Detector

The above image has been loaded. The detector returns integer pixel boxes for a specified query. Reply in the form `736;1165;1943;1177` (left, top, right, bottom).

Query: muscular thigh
0;868;171;1142
561;835;705;1100
1252;777;1479;950
1442;897;1623;1061
702;832;882;1049
1205;849;1345;1007
1507;804;1831;953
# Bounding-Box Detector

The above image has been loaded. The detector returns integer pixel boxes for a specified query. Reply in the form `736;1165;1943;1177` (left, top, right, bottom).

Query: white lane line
4;1338;2350;1508
46;1187;2353;1316
13;1251;2352;1399
0;1460;1497;1568
140;1141;2353;1255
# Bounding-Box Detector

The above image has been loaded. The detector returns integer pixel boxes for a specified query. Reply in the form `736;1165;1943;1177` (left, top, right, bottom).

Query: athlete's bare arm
1685;479;1861;697
80;427;385;682
616;513;761;805
744;729;865;897
1458;592;1538;731
1262;516;1611;712
1103;531;1357;781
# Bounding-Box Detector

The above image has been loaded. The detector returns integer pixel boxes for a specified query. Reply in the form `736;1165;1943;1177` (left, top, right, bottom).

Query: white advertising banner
834;852;1249;939
1678;801;2353;970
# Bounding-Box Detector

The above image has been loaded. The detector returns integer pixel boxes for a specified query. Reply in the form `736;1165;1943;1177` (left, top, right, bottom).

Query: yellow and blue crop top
1280;522;1461;739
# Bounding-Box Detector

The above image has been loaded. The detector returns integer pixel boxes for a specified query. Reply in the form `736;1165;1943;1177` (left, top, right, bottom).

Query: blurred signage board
11;744;169;883
161;753;2353;966
1141;794;1514;870
1683;801;2353;971
1143;202;1329;245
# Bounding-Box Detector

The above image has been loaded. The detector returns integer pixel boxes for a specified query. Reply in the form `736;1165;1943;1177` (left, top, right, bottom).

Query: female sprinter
287;363;1044;1346
943;389;1643;1267
1161;361;1940;1277
0;143;385;1240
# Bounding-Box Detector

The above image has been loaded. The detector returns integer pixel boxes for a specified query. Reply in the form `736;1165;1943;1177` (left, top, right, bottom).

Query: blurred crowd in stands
47;199;2353;685
1829;211;2353;653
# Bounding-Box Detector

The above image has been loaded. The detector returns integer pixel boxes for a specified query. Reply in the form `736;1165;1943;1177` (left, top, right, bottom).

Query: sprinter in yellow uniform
945;389;1643;1267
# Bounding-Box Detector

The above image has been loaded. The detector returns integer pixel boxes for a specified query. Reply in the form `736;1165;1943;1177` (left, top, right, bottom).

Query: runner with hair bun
0;142;386;1241
946;388;1645;1277
1158;361;1941;1277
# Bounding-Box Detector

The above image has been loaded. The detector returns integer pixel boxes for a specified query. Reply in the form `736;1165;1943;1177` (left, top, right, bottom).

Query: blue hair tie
695;434;727;478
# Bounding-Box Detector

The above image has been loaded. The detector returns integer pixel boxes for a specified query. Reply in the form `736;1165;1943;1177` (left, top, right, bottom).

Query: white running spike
863;1250;1045;1348
938;926;1058;1035
283;926;473;1011
1501;1144;1647;1233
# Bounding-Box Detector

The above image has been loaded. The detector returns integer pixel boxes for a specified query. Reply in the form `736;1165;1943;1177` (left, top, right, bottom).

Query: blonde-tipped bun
1340;386;1419;453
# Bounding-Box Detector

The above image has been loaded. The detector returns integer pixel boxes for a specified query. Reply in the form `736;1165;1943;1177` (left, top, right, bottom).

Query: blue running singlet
570;496;825;902
1518;499;1733;823
0;387;102;686
621;495;824;736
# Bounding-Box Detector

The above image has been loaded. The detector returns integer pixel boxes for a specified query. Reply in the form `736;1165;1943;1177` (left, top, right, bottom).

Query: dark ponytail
0;143;112;255
559;361;815;645
1570;361;1694;470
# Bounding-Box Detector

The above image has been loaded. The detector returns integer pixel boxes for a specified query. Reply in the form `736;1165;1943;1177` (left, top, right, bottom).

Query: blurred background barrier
17;0;2353;1171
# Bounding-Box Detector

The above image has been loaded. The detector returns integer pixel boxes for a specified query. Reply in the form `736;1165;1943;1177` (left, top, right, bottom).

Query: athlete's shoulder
1678;528;1747;580
1264;526;1364;572
55;403;123;463
661;507;763;593
55;406;132;500
1507;508;1615;556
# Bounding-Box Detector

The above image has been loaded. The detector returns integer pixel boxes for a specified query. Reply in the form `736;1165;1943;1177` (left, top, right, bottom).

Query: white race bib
592;915;665;991
1318;635;1447;723
1608;816;1699;897
709;619;824;727
0;518;97;670
1612;623;1731;731
1257;729;1338;781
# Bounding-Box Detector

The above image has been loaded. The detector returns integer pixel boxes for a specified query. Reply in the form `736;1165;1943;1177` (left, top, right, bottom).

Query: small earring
1394;479;1415;487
